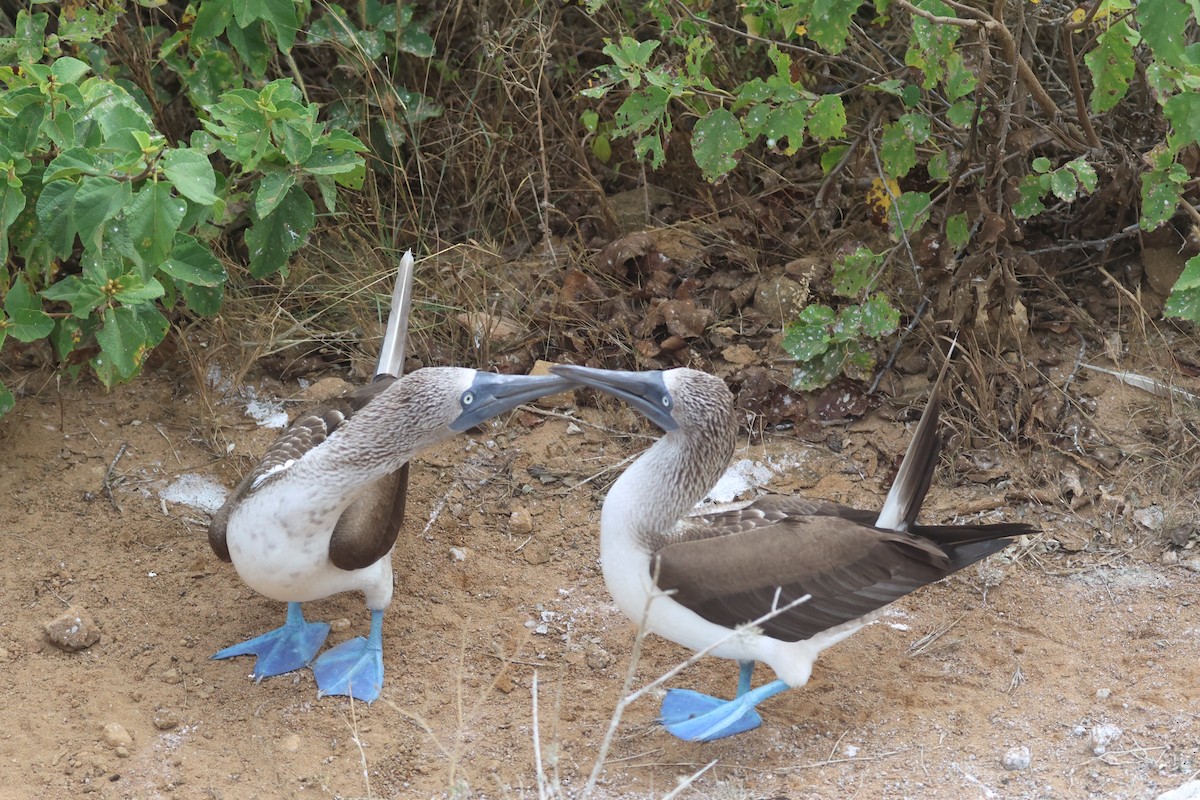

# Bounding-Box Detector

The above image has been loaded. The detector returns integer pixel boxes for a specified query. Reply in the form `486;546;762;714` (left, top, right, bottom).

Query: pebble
280;734;301;753
1001;745;1031;770
1096;687;1111;700
449;547;467;562
754;275;808;321
102;723;133;750
44;605;101;651
1090;722;1122;755
160;668;182;685
329;618;351;632
510;507;534;536
153;709;180;731
1157;780;1200;800
565;423;583;435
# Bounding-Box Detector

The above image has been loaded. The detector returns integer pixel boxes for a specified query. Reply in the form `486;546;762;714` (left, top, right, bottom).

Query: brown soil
1;354;1198;800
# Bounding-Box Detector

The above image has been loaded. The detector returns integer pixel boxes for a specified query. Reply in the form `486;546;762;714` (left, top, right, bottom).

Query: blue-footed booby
551;353;1036;741
209;251;577;702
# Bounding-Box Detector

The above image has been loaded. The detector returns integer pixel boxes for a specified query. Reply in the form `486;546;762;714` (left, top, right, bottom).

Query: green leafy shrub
0;2;437;417
582;0;1200;389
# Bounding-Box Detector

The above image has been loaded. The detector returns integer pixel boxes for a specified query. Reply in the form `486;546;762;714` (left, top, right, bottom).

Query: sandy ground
1;356;1198;800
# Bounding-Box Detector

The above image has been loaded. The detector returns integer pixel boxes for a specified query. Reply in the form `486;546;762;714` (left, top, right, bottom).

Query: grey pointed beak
450;373;578;432
548;364;678;431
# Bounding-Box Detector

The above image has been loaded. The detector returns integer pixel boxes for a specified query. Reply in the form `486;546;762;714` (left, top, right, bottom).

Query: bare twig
102;443;129;512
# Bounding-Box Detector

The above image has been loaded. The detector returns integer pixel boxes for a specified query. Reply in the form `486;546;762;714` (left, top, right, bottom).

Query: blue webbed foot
660;678;790;742
660;689;763;741
213;602;329;681
313;610;385;703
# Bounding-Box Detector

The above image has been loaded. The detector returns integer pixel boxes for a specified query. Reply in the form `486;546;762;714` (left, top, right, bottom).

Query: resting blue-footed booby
209;251;577;702
551;354;1037;741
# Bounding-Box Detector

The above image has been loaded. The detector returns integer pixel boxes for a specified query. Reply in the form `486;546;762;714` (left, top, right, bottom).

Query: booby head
379;367;577;434
549;365;735;435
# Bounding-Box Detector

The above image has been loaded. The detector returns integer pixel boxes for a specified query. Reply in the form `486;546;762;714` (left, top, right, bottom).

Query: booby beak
450;373;578;432
548;364;679;431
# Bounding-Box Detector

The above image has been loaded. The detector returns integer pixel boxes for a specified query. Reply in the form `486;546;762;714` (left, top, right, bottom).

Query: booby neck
601;401;735;552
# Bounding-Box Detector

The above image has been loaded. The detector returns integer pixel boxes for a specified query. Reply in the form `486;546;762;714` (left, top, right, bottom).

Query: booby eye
661;394;671;407
462;391;475;406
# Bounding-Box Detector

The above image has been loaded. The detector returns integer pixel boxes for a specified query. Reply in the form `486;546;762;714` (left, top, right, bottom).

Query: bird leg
212;602;330;680
313;609;385;703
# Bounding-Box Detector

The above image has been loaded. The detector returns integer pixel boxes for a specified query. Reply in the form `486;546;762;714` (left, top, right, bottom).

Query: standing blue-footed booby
209;251;577;702
551;353;1037;741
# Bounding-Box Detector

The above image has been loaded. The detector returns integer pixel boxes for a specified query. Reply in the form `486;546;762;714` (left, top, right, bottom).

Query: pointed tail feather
376;249;414;379
875;337;957;531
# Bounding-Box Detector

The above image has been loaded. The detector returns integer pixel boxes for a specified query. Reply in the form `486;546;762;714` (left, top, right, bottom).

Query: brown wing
656;514;959;643
326;376;410;570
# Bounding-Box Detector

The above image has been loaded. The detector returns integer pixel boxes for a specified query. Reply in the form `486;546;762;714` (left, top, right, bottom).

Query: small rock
721;344;759;366
565;422;583;435
1157;780;1200;800
280;734;301;753
329;618;351;632
1182;558;1200;573
493;674;515;694
754;275;808;321
449;547;467;562
510;507;534;536
102;723;133;750
160;667;182;685
44;605;101;652
0;647;9;662
521;539;552;565
1001;745;1031;770
1090;722;1122;755
585;643;613;670
153;709;180;731
115;746;130;759
1096;687;1111;700
1134;505;1165;530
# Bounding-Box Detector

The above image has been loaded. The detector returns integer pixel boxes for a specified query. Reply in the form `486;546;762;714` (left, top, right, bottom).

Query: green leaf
0;180;28;268
95;305;145;381
1164;92;1200;149
1137;0;1191;66
805;0;863;55
74;177;131;248
1140;161;1188;230
225;20;271;76
397;5;436;57
808;94;846;141
161;234;227;287
1084;21;1139;113
160;149;219;205
944;52;977;101
946;99;975;128
820;144;849;174
1172;254;1200;293
691;108;747;181
927;150;950;182
51;57;91;85
1066;159;1098;193
782;304;836;361
789;346;846;391
1013;178;1047;218
45;147;103;183
41;275;107;318
946;212;969;247
4;278;53;342
832;247;884;297
122;183;187;272
880;115;929;179
245;185;314;278
33;180;80;261
1050;169;1078;202
860;293;900;337
255;171;296;219
113;274;166;305
1032;156;1052;173
193;0;233;39
891;190;931;235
